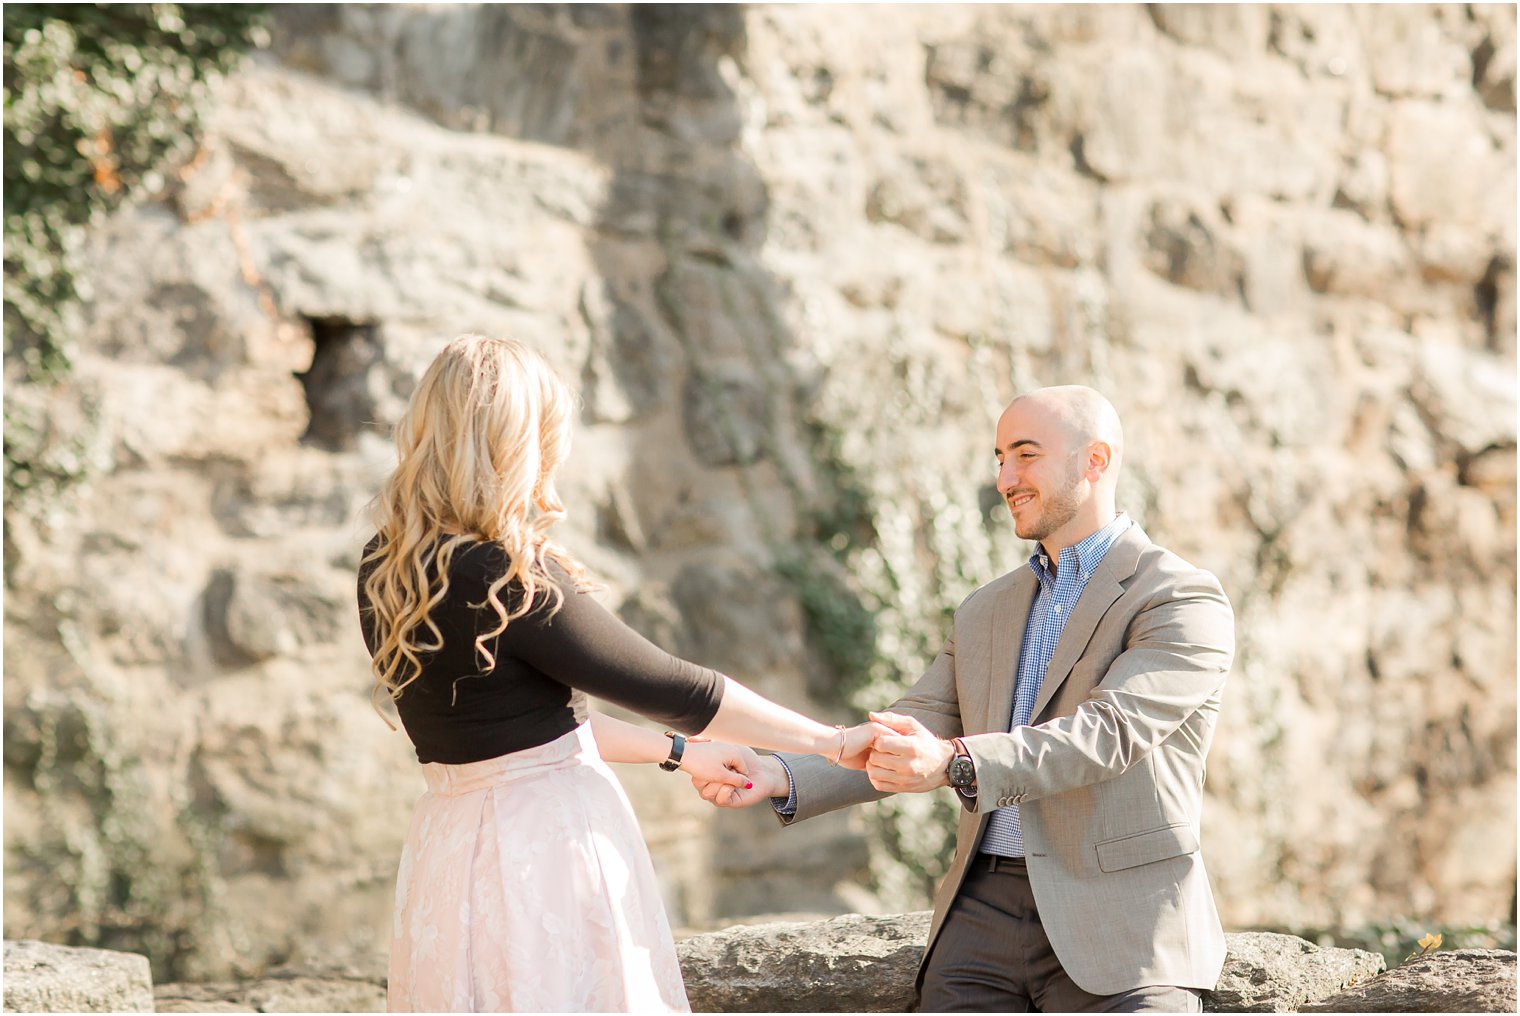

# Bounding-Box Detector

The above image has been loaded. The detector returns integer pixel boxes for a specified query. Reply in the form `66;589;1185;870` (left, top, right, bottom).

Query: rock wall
4;3;1515;980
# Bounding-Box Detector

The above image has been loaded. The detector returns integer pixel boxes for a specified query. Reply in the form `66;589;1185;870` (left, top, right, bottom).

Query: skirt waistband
420;724;595;797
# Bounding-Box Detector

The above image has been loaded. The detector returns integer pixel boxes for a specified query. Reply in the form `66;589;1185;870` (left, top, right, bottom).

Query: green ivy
3;3;267;498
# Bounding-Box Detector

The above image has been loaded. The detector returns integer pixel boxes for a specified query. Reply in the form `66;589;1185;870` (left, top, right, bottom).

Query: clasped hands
689;712;957;809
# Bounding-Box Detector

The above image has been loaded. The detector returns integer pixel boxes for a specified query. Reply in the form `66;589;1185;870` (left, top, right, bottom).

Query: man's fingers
869;710;928;737
870;733;919;758
863;739;918;769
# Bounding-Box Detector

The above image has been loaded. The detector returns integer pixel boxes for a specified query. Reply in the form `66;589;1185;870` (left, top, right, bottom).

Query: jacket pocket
1094;822;1199;872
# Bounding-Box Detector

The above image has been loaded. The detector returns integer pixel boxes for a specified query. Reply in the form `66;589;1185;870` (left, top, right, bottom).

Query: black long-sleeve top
357;536;725;764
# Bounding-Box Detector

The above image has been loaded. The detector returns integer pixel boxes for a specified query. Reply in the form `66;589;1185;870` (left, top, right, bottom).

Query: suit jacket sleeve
774;596;972;825
958;567;1233;811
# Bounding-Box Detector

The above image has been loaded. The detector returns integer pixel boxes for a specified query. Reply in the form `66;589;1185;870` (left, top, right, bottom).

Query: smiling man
694;386;1236;1013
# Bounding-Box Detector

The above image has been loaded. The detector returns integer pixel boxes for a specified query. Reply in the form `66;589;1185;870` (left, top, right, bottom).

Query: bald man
695;387;1235;1012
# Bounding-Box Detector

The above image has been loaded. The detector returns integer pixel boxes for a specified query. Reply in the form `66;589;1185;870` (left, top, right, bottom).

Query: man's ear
1084;441;1113;480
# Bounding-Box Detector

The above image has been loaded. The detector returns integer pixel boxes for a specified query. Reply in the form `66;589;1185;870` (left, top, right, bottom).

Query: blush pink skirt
386;724;689;1012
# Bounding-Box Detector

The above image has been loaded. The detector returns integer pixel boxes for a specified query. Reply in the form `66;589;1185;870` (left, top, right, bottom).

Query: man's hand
693;753;789;809
865;711;955;793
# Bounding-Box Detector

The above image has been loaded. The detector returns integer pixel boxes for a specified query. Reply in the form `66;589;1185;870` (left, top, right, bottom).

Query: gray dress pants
919;855;1203;1013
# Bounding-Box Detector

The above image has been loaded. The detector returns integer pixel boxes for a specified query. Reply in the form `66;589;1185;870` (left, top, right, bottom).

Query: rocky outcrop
1302;949;1518;1013
678;912;932;1013
154;970;387;1013
34;917;1516;1014
674;914;1386;1013
3;940;153;1013
3;3;1514;980
1207;932;1386;1012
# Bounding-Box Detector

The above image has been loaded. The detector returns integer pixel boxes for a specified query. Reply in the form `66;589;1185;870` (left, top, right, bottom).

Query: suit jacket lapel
1030;524;1147;721
985;569;1036;733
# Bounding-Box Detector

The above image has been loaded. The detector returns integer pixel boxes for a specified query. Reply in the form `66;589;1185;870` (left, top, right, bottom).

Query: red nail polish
745;782;754;789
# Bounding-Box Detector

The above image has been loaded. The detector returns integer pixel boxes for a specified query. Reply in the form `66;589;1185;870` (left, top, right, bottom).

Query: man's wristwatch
946;738;976;789
659;731;687;772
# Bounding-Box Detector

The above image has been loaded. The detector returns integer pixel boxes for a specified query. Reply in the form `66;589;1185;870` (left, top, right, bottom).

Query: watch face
950;756;975;787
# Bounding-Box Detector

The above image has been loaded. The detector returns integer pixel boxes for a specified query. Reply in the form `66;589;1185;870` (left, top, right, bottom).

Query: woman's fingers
723;745;759;776
715;765;750;789
691;776;745;807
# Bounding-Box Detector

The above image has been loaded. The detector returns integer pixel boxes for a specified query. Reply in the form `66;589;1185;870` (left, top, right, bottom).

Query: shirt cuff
770;756;799;816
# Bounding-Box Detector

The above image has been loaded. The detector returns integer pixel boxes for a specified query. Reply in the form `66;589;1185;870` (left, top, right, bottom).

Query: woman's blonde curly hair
361;334;587;722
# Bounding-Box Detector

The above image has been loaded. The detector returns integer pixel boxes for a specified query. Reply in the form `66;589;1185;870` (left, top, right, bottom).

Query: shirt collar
1029;512;1132;584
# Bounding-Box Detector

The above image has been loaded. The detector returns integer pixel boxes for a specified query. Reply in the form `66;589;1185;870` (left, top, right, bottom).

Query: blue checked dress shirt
774;513;1133;835
979;512;1131;856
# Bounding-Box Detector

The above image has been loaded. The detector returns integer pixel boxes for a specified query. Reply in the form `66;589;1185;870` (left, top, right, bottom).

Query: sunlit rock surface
4;3;1513;979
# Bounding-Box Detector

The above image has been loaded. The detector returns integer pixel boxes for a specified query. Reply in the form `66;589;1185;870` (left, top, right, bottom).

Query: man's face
994;401;1089;545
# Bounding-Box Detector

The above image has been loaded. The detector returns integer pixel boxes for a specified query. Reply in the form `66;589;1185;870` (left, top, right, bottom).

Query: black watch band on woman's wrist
659;731;687;772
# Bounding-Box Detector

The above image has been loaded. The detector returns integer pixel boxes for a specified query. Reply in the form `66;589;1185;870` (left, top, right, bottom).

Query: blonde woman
358;334;882;1012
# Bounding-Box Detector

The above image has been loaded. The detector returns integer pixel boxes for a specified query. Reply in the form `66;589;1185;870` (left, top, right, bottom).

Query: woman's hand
692;754;789;808
678;739;760;791
836;720;893;770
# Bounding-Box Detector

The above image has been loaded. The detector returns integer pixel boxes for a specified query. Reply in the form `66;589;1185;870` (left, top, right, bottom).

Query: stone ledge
1301;949;1517;1013
154;970;387;1013
674;914;1389;1013
12;922;1519;1013
678;911;932;1013
3;939;153;1014
1207;931;1386;1012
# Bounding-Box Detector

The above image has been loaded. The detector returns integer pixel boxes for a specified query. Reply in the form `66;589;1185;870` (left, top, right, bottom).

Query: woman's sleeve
501;564;725;734
355;548;379;658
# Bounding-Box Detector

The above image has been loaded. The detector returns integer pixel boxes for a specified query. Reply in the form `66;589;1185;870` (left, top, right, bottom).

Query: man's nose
997;460;1018;494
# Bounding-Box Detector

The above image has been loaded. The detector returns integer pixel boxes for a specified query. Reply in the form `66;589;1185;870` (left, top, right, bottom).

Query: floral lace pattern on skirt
387;724;689;1012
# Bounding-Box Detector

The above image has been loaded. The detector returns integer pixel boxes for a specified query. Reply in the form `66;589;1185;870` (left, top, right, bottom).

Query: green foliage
2;7;267;969
4;655;222;980
2;390;102;525
780;422;887;700
2;4;267;380
783;418;975;905
1299;918;1518;969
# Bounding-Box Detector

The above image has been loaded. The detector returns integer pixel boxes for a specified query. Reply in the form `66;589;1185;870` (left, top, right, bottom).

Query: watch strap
659;731;686;772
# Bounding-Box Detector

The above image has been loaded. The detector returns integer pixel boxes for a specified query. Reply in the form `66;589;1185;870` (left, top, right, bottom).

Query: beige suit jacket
778;524;1234;996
